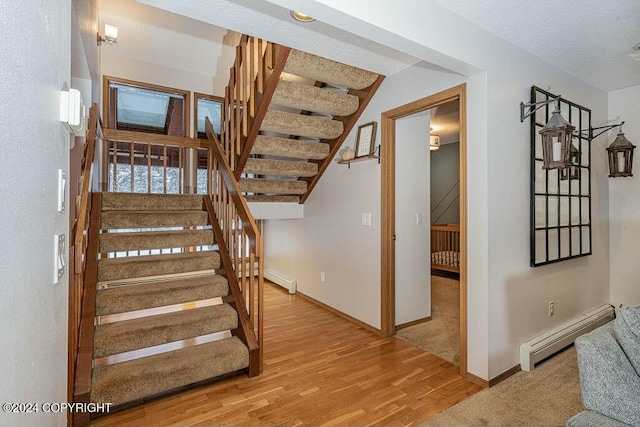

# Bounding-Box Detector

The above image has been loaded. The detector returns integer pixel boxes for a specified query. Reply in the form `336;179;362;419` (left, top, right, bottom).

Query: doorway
380;84;468;377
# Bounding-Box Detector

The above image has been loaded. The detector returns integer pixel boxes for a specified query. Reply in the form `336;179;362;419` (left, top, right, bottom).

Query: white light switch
416;213;424;224
53;234;65;284
361;213;372;226
57;169;67;212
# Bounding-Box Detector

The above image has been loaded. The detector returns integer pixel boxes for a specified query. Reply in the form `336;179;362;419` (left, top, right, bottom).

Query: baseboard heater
264;269;297;294
520;303;615;371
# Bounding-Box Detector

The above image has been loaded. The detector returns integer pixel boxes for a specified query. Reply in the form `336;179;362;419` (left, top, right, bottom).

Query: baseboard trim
463;372;489;388
296;291;381;335
396;316;432;330
489;364;521;387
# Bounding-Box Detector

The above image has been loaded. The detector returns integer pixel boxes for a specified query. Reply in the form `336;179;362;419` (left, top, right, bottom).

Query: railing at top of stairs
206;116;264;373
220;34;291;177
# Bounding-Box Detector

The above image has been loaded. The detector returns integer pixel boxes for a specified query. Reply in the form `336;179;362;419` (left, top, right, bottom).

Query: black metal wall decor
528;86;592;267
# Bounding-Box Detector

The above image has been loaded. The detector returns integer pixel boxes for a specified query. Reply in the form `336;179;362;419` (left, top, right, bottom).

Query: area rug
422;346;584;427
395;275;460;365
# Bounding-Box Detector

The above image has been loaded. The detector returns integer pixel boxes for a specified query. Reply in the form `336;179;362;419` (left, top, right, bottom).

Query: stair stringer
300;75;385;203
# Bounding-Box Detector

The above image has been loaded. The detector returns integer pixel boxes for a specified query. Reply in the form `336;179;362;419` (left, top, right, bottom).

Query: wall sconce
521;96;574;170
606;124;635;177
97;24;118;46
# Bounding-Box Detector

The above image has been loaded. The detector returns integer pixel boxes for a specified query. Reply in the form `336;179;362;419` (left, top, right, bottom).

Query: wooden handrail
103;128;206;149
431;224;460;232
70;104;101;427
206;117;260;254
205;116;264;372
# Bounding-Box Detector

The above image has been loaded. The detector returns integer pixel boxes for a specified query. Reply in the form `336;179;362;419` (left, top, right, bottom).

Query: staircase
72;190;258;425
221;39;384;204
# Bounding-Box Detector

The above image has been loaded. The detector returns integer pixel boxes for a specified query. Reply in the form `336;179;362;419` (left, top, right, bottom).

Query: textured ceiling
430;0;640;92
136;0;421;76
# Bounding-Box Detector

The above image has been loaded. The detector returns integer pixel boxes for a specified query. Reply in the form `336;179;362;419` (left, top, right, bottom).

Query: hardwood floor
93;282;482;426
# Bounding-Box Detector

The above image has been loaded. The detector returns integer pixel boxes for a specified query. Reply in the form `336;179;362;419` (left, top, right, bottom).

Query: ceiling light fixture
290;11;315;22
97;24;118;46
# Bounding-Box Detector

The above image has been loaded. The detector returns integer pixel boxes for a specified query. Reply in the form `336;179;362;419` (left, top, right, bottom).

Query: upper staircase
219;38;384;204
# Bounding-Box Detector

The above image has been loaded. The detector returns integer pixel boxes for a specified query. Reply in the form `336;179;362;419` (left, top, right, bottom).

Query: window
194;93;224;139
104;77;189;136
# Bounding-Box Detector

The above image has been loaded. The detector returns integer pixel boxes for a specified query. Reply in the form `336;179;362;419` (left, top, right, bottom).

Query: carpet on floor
395;275;460;365
422;346;584;427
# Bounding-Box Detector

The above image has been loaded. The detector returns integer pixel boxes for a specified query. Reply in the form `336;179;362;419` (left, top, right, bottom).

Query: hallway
94;282;481;426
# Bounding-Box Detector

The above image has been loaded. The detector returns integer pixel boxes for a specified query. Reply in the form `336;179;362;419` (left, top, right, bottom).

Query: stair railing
221;34;291;176
69;104;101;427
101;129;207;194
205;117;264;374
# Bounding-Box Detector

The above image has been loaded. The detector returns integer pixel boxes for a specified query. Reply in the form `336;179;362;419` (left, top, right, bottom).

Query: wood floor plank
92;283;481;426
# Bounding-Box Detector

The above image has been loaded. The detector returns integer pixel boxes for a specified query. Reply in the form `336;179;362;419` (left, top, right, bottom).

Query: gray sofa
567;306;640;427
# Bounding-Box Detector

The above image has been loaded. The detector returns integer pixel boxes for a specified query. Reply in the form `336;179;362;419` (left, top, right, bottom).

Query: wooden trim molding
295;291;381;335
380;84;469;378
395;316;432;330
464;372;489;388
489;365;521;387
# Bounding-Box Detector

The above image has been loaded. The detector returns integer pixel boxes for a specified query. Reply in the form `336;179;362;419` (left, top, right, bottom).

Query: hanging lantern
539;103;574;170
606;127;635;177
560;141;580;181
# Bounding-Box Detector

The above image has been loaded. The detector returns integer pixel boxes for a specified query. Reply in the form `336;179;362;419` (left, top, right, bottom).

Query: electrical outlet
361;213;372;226
320;272;325;283
549;301;554;317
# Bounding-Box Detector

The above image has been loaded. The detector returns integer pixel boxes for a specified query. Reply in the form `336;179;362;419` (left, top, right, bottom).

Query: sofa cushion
574;323;640;426
566;410;631;427
614;305;640;376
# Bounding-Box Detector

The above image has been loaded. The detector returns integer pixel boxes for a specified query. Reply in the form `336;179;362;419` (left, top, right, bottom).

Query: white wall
265;0;611;380
264;64;466;329
608;85;640;306
0;0;71;425
395;112;431;325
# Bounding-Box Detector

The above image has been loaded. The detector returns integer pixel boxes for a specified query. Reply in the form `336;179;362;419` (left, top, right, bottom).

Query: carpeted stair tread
240;178;307;195
98;251;220;282
243;158;318;178
261;110;343;140
100;229;214;253
102;193;204;212
96;274;229;316
272;79;359;116
244;195;301;203
251;135;329;160
102;210;209;229
94;304;238;358
284;49;379;90
91;336;249;406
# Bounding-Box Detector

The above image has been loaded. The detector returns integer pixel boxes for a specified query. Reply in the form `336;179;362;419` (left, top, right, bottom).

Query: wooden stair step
272;79;359;116
261;110;343;140
244;195;301;203
243;158;317;178
102;210;209;229
239;178;307;195
284;49;379;90
91;337;249;406
98;251;221;282
251;135;329;160
102;193;204;212
96;274;229;316
94;304;238;358
100;229;214;253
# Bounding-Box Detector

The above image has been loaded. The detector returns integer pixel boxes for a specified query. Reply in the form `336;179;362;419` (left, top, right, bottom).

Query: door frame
380;83;468;377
